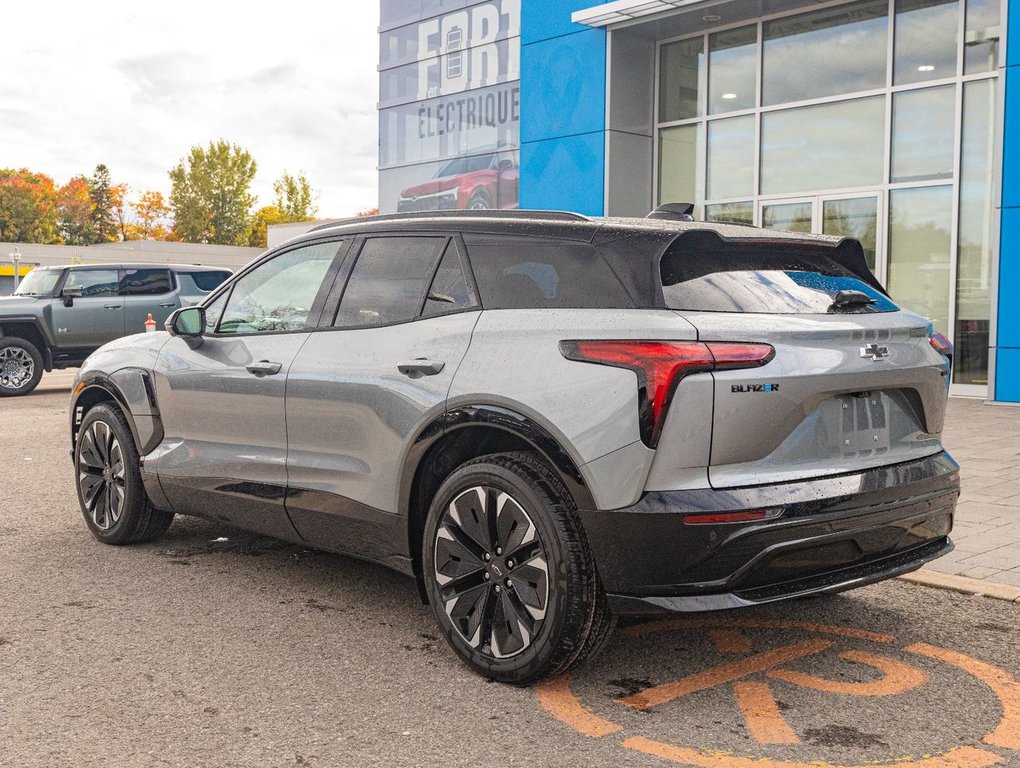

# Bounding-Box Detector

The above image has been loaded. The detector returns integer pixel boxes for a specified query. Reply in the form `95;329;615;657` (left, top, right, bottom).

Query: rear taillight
559;340;775;447
930;331;954;358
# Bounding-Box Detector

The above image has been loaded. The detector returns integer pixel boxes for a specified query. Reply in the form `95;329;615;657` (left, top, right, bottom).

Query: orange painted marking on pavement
768;650;928;697
616;639;834;711
620;617;895;644
732;681;800;745
533;675;622;739
708;629;753;654
621;736;1003;768
907;643;1020;750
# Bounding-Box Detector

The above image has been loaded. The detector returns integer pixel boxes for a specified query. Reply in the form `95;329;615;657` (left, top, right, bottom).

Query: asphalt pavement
1;377;1018;768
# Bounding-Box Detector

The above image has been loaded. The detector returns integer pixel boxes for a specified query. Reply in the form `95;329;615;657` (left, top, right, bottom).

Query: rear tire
75;403;174;545
0;337;43;397
422;452;612;684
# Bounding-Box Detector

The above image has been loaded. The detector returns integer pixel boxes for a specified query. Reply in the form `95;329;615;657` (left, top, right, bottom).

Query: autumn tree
0;169;60;243
356;207;379;217
57;177;96;245
246;205;288;248
129;190;173;240
169;140;257;245
110;182;130;241
273;171;318;220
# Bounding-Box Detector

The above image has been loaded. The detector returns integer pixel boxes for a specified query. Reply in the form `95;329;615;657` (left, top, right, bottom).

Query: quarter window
64;269;119;298
334;237;446;327
217;242;340;335
422;242;477;317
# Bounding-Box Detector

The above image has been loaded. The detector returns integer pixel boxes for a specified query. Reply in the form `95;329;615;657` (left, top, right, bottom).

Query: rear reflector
559;339;774;447
683;510;770;525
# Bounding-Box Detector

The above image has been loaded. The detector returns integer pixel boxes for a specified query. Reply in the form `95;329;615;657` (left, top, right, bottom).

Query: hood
0;295;47;314
399;177;463;199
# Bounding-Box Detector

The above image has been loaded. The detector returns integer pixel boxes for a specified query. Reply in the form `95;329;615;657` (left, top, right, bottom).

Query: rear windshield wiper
829;290;877;311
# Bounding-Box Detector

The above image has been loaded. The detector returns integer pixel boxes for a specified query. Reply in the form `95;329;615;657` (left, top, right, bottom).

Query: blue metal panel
520;132;605;214
521;0;608;44
994;349;1020;400
520;29;607;144
998;206;1020;346
1009;0;1019;67
1003;67;1020;208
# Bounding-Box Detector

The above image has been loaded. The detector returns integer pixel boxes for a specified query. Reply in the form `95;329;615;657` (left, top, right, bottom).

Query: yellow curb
899;569;1020;603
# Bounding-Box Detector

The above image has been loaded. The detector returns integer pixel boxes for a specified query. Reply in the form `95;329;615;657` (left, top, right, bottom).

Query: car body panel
151;332;307;541
284;311;480;560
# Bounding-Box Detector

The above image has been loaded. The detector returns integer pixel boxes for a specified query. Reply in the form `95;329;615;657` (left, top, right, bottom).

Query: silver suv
69;209;959;683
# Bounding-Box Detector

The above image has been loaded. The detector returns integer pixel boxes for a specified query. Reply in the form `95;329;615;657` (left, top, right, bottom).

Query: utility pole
10;248;21;291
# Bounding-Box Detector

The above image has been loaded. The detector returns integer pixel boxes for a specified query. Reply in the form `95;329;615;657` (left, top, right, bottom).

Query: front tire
0;337;43;396
75;403;174;545
422;452;612;684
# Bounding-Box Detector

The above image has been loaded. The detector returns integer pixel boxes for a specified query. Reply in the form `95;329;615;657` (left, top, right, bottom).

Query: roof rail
309;209;591;232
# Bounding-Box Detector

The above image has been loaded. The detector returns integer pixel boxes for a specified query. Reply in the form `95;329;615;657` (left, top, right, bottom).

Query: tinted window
186;270;231;292
465;237;634;309
335;237;445;327
217;242;339;334
422;242;477;317
64;269;119;298
119;268;173;296
660;235;897;314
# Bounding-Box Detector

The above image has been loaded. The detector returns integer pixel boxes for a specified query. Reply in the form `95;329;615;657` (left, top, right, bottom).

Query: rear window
465;236;634;309
660;233;896;314
120;268;173;296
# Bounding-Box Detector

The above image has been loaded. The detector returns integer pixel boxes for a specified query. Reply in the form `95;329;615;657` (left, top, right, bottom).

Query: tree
129;190;173;241
356;207;379;217
169;140;257;245
57;177;96;245
0;169;60;243
273;171;318;220
110;183;130;241
246;205;288;248
88;164;118;242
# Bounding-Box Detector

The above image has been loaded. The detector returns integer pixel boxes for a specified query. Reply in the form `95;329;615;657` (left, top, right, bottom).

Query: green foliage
247;204;287;248
273;171;318;221
88;164;118;243
0;168;60;243
169;140;257;245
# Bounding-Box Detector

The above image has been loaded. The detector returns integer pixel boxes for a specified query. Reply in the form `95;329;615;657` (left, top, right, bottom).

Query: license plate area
839;393;891;458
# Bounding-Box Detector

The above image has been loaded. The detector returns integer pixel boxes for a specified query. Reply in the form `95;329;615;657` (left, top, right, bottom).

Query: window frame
118;267;176;297
201;237;350;338
55;266;122;299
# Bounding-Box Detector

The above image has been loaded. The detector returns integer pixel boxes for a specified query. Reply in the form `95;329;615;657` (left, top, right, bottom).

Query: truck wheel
422;452;612;684
0;337;44;397
75;402;175;545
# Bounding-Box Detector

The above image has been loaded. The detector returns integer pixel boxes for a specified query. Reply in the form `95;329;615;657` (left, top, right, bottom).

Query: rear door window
185;270;231;292
119;268;173;296
660;233;897;313
464;236;634;309
334;236;446;327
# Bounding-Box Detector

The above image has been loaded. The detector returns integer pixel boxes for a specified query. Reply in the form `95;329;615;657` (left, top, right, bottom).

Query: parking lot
2;375;1019;768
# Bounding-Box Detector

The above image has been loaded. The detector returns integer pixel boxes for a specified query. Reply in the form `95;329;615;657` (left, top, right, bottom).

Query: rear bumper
579;452;959;613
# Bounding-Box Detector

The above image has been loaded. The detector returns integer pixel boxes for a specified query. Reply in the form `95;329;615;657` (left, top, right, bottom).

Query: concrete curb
899;570;1020;603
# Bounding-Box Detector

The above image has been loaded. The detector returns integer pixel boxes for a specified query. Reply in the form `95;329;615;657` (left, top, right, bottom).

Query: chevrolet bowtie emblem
860;343;890;361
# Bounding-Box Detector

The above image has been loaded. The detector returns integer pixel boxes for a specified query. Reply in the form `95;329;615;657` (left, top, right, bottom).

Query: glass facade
656;0;1000;390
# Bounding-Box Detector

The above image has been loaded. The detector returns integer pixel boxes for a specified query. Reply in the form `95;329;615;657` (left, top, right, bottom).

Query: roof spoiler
647;203;695;222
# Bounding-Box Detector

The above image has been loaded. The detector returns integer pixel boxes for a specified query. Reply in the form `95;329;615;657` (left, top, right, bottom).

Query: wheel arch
402;404;596;603
71;370;162;458
0;318;52;371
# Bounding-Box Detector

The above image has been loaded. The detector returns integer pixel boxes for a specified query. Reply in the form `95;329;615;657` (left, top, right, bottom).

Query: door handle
159;302;176;308
245;360;283;376
104;304;121;310
397;359;445;376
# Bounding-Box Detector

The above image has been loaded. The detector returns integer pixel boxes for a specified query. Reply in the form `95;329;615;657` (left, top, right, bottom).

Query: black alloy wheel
423;452;614;684
75;403;174;545
434;485;550;659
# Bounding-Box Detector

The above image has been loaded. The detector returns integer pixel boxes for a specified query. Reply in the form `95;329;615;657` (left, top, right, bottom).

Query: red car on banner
397;150;519;212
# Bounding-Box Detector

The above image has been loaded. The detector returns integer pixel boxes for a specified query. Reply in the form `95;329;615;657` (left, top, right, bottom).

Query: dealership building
378;0;1016;401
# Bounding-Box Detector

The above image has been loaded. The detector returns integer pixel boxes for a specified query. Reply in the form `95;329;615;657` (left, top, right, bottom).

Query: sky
0;1;380;219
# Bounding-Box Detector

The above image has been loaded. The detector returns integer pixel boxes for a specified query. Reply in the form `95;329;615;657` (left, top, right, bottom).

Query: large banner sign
379;0;521;213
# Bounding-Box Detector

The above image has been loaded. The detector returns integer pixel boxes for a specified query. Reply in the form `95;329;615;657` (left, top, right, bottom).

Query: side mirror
61;285;83;307
166;306;205;337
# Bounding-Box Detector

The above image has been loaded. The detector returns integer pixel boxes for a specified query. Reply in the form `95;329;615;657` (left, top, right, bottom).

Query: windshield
13;269;63;297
